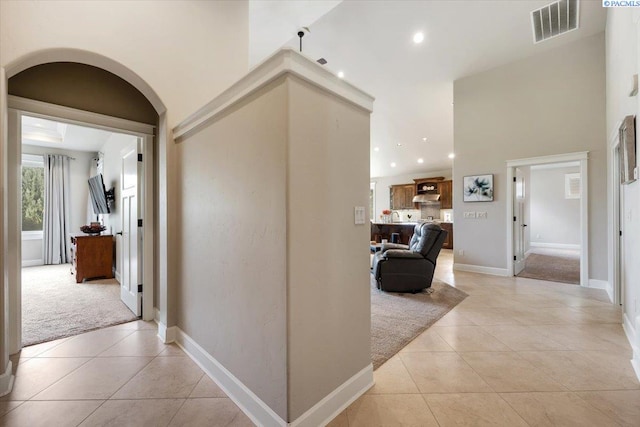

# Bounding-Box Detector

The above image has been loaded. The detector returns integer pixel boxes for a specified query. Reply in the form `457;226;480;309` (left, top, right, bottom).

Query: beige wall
175;73;371;422
453;33;607;280
287;77;371;420
176;79;289;418
9;63;157;125
606;10;640;337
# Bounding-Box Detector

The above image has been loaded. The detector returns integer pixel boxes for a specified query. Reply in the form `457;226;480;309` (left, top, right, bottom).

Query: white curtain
43;154;72;264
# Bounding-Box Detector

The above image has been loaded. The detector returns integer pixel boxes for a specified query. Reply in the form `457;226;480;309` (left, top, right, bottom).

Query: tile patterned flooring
1;249;638;426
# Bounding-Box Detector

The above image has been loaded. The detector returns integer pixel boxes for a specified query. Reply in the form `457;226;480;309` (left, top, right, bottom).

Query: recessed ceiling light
422;137;427;142
390;162;397;168
397;142;402;146
413;32;425;44
337;71;345;79
448;153;455;159
373;147;380;152
417;158;424;164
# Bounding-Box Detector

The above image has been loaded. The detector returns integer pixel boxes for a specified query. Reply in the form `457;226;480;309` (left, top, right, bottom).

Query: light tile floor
2;249;638;426
330;250;640;427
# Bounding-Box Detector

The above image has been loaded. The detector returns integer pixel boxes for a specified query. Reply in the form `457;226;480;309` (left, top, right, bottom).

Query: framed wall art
463;174;494;202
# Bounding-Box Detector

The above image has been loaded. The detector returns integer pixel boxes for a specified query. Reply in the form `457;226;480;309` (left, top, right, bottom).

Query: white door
120;140;142;316
513;167;527;275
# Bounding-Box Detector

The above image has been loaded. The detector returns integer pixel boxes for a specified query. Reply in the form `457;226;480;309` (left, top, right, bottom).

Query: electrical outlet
477;211;487;219
536;234;541;239
458;249;464;256
463;211;476;219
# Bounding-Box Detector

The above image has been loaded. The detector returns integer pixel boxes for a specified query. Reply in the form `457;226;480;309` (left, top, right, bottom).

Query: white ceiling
250;1;606;178
22;116;113;152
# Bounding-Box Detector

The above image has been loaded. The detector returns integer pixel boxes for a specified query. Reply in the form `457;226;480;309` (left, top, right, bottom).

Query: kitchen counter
371;221;453;247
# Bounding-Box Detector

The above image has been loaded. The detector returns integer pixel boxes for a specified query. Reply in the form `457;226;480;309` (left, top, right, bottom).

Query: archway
1;49;172;360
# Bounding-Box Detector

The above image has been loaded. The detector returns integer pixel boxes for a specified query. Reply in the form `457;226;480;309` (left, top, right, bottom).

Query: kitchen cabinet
439;180;453;209
389;184;416;209
371;223;417;244
440;222;453;249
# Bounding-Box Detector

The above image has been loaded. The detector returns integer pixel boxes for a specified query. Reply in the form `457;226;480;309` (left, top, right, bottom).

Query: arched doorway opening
2;49;171;357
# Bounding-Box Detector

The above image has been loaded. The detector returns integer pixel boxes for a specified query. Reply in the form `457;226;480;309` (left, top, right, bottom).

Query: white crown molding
453;263;509;276
172;48;375;142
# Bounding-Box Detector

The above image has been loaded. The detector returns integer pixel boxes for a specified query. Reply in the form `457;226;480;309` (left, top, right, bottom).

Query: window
22;154;44;233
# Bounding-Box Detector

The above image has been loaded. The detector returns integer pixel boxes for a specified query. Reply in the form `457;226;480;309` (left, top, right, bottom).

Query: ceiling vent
531;0;579;44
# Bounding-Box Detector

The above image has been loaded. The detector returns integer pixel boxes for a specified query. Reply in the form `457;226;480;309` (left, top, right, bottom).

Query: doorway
507;152;589;286
9;100;154;348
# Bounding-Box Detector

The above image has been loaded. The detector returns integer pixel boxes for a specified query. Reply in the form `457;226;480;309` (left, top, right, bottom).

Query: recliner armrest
381;243;409;252
383;250;424;259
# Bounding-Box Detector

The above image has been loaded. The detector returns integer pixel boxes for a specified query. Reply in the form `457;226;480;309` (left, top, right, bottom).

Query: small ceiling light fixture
337;71;345;79
422;137;427;142
417;158;424;164
448;153;455;159
390;162;397;168
397;142;402;146
413;32;425;44
373;147;380;152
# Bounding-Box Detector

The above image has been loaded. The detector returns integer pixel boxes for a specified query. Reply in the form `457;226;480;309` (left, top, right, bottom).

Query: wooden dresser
70;234;113;283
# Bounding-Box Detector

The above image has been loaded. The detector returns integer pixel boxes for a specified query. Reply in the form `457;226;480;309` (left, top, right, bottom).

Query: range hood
412;194;440;203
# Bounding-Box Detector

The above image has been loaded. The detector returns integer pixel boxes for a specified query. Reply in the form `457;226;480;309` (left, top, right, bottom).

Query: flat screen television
88;174;112;214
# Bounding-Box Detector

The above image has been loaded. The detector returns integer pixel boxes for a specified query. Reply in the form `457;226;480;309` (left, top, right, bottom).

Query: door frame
506;151;589;286
609;122;623;306
7;95;155;352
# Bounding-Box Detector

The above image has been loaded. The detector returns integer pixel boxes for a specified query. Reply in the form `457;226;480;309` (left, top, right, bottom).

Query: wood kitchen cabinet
70;234;113;283
439;180;453;209
440;222;453;249
389;184;416;209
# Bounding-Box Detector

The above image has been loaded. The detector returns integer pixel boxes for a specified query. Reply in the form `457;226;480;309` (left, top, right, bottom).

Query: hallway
0;252;638;426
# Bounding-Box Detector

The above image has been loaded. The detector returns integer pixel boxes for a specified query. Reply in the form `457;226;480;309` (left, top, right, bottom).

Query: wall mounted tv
88;174;114;214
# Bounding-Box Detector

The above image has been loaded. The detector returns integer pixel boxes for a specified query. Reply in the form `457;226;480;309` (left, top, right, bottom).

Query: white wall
606;9;640;364
530;166;581;247
453;33;606;279
371;168;452;219
99;133;139;279
21;145;95;265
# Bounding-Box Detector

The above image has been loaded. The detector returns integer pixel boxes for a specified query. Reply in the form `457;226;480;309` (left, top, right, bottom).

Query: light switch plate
477;211;488;219
354;206;366;225
463;211;476;219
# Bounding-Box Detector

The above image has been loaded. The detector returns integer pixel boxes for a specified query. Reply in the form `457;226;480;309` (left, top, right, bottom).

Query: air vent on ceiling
531;0;579;44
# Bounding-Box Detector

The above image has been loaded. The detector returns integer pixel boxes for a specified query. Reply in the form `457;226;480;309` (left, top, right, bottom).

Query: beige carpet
517;252;580;284
22;264;138;346
371;276;467;369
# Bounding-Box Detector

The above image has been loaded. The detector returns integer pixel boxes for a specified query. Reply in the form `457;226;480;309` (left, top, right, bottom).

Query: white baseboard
586;279;613;302
453;263;509;277
21;259;43;267
174;327;373;427
530;242;580;250
623;313;640;382
115;270;121;283
290;364;373;427
155;320;177;344
0;361;14;398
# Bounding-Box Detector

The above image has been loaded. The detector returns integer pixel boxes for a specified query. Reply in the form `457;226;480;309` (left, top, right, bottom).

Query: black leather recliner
372;222;447;293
